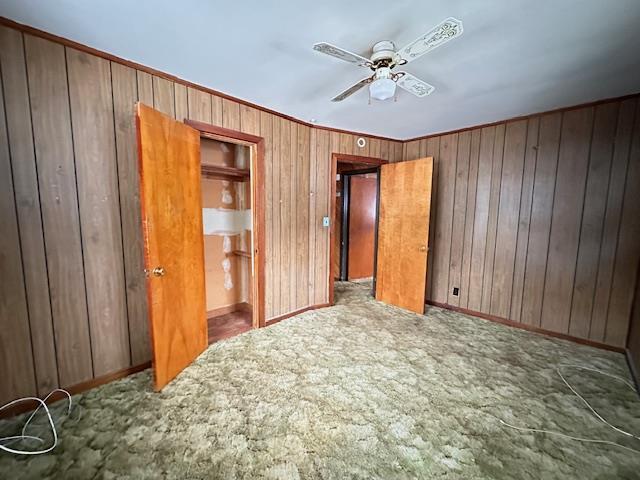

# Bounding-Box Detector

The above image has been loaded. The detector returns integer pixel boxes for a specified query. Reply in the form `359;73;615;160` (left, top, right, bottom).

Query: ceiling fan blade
331;77;373;102
313;42;372;68
395;72;435;98
398;17;463;64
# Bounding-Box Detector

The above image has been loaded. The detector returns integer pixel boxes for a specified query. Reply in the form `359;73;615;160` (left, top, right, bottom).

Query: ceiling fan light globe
369;78;396;101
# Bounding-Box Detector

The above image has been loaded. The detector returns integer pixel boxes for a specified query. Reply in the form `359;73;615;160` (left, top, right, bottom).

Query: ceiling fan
313;17;463;102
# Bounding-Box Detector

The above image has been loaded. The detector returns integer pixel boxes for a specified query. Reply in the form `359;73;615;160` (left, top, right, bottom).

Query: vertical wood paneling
259;111;274;318
424;137;440;300
510;117;539;322
404;140;421;160
240;104;260;135
379;140;391;162
271;116;282;315
459;129;481;308
279;119;292;313
174;83;188;121
0;26;58;394
490;120;527;318
431;133;457;303
591;99;637;340
308;128;318;306
67;48;130;375
152;75;175;118
520;113;562;326
540;108;594;334
0;67;37;404
568;103;618;338
628;274;640;376
211;95;223;126
467;127;496;310
24;35;93;386
111;62;150;365
315;130;330;304
136;71;153;105
222;98;240;130
289;122;298;311
338;133;352;155
480;124;505;312
412;101;637;348
368;138;381;158
187;87;212;123
392;142;403;163
296;125;311;310
605;101;640;346
448;131;471;306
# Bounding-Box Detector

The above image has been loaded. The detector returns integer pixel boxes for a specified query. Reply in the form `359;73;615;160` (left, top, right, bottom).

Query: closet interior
200;137;253;343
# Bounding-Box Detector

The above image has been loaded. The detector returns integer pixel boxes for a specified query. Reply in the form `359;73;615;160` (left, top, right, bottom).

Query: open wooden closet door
375;157;433;314
136;103;207;390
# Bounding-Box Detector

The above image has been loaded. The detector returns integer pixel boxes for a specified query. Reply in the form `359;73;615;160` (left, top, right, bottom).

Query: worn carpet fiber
1;282;639;479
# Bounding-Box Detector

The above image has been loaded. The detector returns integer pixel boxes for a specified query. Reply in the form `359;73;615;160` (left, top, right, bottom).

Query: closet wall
402;96;640;349
0;23;403;405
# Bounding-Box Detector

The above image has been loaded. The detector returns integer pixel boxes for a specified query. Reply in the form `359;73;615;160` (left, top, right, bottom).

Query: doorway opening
329;153;388;305
185;119;266;342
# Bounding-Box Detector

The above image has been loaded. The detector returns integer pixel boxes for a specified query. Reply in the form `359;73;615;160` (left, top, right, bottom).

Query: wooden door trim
329;153;388;305
339;175;350;281
186;119;266;329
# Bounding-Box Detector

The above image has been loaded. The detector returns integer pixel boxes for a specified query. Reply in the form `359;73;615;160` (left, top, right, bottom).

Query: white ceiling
2;0;640;139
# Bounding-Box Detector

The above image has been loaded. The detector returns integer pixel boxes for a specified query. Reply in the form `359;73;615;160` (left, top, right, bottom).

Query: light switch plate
322;216;330;227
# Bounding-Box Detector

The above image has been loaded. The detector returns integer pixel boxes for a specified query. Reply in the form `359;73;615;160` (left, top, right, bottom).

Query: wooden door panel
376;158;433;313
348;175;377;280
136;103;207;390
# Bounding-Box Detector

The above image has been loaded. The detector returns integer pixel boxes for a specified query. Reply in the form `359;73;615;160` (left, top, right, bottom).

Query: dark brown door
136;103;207;390
375;158;433;313
348;175;377;280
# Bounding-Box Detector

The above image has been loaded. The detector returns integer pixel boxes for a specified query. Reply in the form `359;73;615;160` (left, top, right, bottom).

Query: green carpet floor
1;281;639;479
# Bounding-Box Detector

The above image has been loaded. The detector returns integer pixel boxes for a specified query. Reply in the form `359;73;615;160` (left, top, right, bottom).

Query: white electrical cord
499;364;640;454
0;389;72;455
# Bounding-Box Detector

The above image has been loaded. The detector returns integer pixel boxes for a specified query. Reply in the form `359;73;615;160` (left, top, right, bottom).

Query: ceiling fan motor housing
371;40;399;67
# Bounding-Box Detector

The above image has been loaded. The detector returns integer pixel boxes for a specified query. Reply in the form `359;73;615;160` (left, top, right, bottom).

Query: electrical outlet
322;216;330;227
452;287;459;296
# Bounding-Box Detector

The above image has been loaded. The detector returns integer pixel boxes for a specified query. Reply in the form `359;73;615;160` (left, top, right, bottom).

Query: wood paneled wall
627;268;640;386
403;97;640;348
0;24;403;404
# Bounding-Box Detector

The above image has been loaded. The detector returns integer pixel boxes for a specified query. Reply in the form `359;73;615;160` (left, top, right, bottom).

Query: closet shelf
201;164;250;182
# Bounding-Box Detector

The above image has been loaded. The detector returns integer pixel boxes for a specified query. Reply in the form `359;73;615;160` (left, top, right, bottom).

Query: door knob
152;266;166;277
419;245;427;252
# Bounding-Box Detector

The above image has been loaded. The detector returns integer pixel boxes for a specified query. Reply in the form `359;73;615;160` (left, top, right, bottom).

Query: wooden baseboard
0;361;151;419
626;349;640;396
267;303;332;326
426;300;625;354
207;302;252;319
